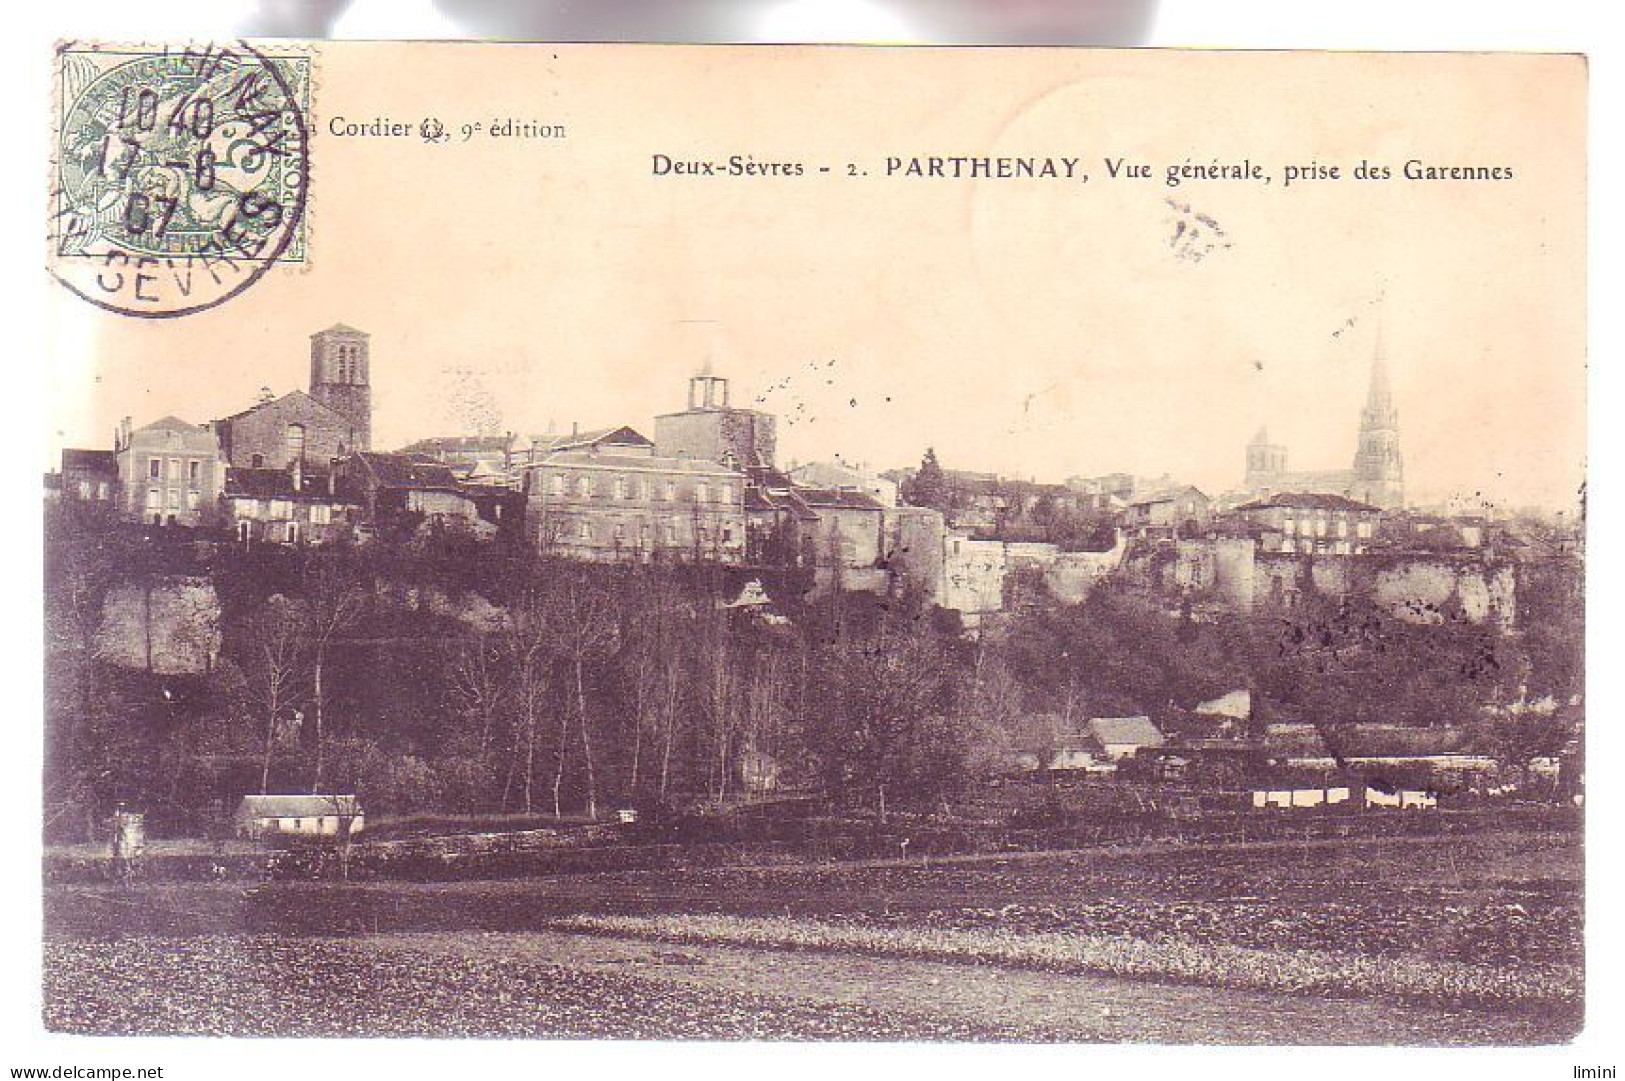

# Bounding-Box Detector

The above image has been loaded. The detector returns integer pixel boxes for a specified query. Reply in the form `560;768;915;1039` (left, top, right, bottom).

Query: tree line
43;499;1583;842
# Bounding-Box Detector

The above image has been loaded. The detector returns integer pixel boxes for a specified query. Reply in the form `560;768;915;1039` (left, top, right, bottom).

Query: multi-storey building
1231;492;1383;555
113;415;226;526
59;449;118;505
653;366;777;477
523;438;748;564
340;452;481;530
222;460;362;546
1123;485;1212;537
213;323;372;471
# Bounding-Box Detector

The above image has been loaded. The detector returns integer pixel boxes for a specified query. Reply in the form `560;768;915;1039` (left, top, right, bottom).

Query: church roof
215;389;353;428
314;323;368;337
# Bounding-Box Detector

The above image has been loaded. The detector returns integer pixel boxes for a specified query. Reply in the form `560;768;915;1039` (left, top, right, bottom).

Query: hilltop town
44;323;1584;841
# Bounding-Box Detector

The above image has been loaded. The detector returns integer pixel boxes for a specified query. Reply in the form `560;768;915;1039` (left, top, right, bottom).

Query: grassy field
42;828;1582;1042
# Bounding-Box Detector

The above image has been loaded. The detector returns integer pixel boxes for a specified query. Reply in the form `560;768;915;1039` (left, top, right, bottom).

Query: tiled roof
536;451;743;476
747;487;821;521
793;487;885;511
224;467;361;502
237;794;360;818
1087;716;1165;747
1237;492;1380;513
353;452;465;491
1341;725;1471;758
62;448;116;472
530;426;654;454
215;389;351;427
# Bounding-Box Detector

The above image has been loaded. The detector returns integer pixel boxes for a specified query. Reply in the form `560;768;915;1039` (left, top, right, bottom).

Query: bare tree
545;575;620;819
237;594;309;795
303;568;367;794
448;631;507;757
504;577;555;815
334;793;364;880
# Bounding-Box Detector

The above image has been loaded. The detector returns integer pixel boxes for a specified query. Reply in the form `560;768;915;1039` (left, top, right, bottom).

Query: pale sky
46;45;1586;512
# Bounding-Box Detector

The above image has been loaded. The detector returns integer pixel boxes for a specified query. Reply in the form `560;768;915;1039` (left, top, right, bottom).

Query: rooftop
792;487;886;511
62;448;116;471
1236;492;1381;514
224;466;362;502
535;450;745;476
351;452;465;491
236;794;361;818
1087;716;1165;747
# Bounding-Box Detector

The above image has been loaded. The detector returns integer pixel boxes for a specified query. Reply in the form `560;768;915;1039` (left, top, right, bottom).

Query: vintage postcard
40;41;1585;1045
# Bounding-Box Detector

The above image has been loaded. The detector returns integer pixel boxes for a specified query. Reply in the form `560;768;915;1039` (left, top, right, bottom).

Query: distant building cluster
1240;348;1405;511
48;323;1567;629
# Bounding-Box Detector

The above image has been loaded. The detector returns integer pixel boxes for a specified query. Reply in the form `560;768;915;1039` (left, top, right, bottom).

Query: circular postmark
49;42;310;318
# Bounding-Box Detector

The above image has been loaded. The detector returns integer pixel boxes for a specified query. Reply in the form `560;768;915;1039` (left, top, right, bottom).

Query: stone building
341;452;480;530
213;324;372;471
1231;492;1382;555
222;461;363;546
1123;485;1211;536
113;415;226;526
214;390;363;471
308;324;372;453
790;459;898;508
59;448;118;505
1242;349;1405;510
653;365;777;477
793;488;889;592
523;445;748;564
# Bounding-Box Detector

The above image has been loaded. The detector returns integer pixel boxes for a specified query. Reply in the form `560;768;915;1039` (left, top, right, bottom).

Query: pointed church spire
1362;332;1397;429
1351;307;1403;508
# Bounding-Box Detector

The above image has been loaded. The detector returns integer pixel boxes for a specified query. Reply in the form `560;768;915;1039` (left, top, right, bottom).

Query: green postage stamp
50;42;311;318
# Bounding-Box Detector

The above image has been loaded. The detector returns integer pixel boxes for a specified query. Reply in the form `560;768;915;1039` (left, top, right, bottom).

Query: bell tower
687;359;730;410
1351;345;1404;509
1244;426;1288;490
309;323;372;453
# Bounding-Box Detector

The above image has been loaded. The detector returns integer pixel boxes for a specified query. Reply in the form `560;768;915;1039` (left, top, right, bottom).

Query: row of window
147;457;207;485
562;518;738;547
146;488;201;511
1281;517;1374;539
544;472;736;504
1278;539;1359;555
233;498;335;524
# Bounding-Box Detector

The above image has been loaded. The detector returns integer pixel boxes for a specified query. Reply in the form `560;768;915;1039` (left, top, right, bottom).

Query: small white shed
235;794;364;839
